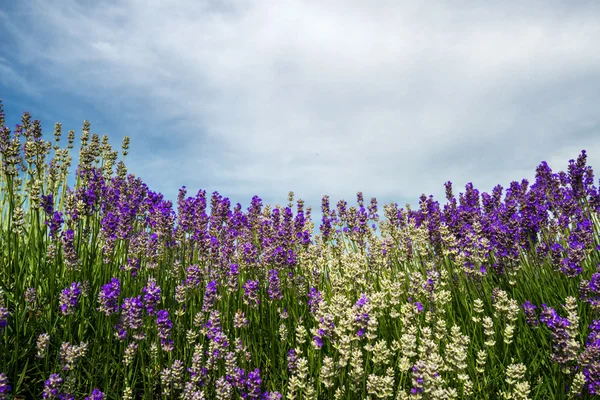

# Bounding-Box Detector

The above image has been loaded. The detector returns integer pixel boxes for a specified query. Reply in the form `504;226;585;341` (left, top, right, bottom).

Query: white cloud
3;0;600;210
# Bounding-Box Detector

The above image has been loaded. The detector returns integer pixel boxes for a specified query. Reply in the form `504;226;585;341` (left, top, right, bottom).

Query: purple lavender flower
121;296;144;333
24;287;37;309
42;373;63;399
267;269;283;301
414;301;424;313
59;282;82;315
40;194;54;215
246;368;262;398
0;373;11;400
307;287;322;314
142;278;161;316
353;294;370;337
242;280;260;308
184;264;203;289
539;304;577;366
580;319;600;395
202;281;218;313
522;301;538;327
313;331;324;349
46;211;64;239
156;309;174;351
227;263;240;290
0;307;8;330
84;388;104;400
61;229;78;270
97;278;120;316
411;362;425;395
581;269;600;309
287;349;298;373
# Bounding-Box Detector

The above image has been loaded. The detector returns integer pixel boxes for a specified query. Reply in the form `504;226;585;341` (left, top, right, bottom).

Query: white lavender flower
36;333;50;359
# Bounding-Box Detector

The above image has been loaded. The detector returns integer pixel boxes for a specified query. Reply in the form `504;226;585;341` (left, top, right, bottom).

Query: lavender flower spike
0;373;11;400
97;278;120;316
59;282;82;315
84;388;105;400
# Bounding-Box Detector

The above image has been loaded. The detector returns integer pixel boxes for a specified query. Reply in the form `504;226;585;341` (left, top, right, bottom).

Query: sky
1;0;600;219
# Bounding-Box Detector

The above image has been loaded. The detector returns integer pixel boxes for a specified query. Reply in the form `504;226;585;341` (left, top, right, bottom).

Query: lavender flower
287;349;298;373
0;373;11;400
40;194;54;215
227;263;240;290
202;281;218;313
61;229;79;270
234;309;249;329
142;278;161;316
267;269;283;301
120;296;144;337
42;373;63;399
353;294;371;338
539;304;578;366
46;211;64;239
246;368;262;398
59;341;88;371
36;333;51;358
242;280;260;308
580;269;600;310
307;287;322;314
580;319;600;395
0;307;8;330
522;301;539;327
24;287;37;310
265;392;283;400
59;282;82;315
97;278;120;316
84;388;104;400
157;309;174;351
184;264;203;289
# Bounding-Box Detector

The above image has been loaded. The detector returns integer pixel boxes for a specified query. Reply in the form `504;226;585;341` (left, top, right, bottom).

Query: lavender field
0;99;599;399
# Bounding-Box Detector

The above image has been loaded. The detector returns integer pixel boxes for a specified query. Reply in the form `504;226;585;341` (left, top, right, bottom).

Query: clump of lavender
0;373;11;400
97;277;120;316
242;280;260;308
142;278;161;316
59;282;82;315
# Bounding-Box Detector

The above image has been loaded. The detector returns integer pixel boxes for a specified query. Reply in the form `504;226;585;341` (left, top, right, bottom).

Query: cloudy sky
1;0;599;215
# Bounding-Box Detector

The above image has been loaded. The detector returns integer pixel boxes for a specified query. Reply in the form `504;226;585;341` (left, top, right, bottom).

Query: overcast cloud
1;0;599;215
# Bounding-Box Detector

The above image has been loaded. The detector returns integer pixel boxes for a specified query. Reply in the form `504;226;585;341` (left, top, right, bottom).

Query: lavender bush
1;99;600;398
